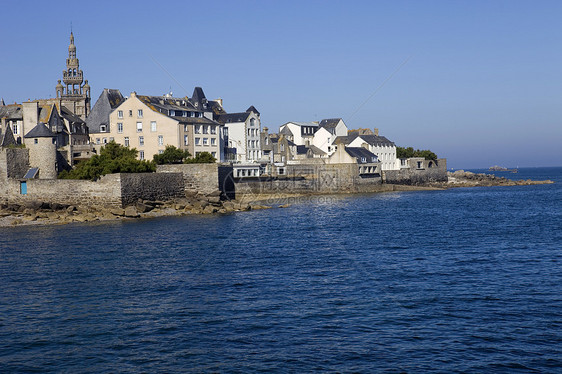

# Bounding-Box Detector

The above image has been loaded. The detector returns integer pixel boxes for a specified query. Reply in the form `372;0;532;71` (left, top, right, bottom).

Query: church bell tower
55;32;91;120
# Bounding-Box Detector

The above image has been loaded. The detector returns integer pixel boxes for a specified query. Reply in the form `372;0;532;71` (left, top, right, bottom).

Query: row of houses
1;32;437;183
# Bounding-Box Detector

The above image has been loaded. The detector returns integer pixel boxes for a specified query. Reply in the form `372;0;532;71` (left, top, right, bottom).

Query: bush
153;145;191;164
185;152;216;164
396;146;437;160
58;141;155;180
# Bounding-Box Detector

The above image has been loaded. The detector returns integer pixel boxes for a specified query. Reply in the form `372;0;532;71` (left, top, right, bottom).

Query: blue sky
1;0;561;168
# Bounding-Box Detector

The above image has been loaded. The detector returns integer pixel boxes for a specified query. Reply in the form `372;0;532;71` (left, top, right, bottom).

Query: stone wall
0;148;29;179
157;163;220;195
120;172;185;206
384;158;448;185
0;174;123;208
0;172;186;209
233;163;384;198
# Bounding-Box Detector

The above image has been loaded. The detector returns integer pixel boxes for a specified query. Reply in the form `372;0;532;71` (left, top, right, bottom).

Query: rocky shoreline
436;170;554;188
0;171;554;227
0;191;278;227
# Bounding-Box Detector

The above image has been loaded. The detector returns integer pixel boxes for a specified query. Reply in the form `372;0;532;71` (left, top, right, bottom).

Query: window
139;136;144;146
100;125;107;132
103;138;108;144
280;143;284;152
158;135;163;146
184;124;189;132
137;122;142;132
184;135;188;145
203;125;208;134
248;129;251;136
224;128;228;136
151;121;157;132
110;137;114;142
13;123;18;134
195;125;201;134
129;110;133;117
211;138;216;146
158;150;164;154
118;110;123;118
117;123;123;133
139;151;144;160
137;109;143;118
34;139;38;144
250;118;255;127
195;137;200;145
265;137;269;145
212;152;216;158
210;125;216;134
96;138;100;145
203;138;208;145
124;137;130;147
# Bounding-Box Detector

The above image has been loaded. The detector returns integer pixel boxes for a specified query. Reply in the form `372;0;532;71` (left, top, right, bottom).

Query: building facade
106;90;224;161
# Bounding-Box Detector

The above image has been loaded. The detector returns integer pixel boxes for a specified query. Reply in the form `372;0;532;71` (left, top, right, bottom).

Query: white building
312;118;348;155
217;106;261;163
278;121;318;146
346;134;398;171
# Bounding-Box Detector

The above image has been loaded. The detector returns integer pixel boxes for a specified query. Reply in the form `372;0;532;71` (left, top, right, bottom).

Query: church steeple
60;31;84;96
56;31;91;119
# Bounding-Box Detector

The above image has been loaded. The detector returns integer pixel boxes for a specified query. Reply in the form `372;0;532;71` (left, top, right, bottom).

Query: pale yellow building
106;91;224;161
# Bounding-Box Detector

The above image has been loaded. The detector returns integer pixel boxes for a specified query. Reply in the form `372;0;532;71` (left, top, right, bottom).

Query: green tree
153;145;191;164
58;141;155;180
396;146;437;160
185;151;216;164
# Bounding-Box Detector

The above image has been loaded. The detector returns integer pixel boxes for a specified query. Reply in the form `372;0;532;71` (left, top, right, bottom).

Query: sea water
0;167;560;372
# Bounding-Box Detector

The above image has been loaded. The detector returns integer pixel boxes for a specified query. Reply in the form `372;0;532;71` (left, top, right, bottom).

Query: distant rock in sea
489;165;508;171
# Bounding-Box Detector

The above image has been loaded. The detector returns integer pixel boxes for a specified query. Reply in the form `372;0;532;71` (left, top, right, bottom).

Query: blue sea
1;167;561;373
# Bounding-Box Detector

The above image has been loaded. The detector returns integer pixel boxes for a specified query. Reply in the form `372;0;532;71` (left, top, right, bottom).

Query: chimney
263;127;268;133
215;98;223;107
374;128;379;136
361;142;369;150
130;91;136;97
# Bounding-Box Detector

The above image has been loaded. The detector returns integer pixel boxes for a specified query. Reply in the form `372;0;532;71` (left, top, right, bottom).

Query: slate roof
356;135;395;147
345;147;379;164
333;135;356;145
246;105;260;115
0;104;22;120
24;123;55;138
85;89;124;133
296;145;308;155
216;112;251;124
308;145;326;155
170;116;220;125
191;87;206;105
60;106;85;124
0;124;16;147
334;134;395;147
279;126;293;135
319;118;341;130
137;95;197;114
285;121;318;127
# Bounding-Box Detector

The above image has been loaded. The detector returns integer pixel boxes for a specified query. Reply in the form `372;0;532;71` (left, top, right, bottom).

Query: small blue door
20;181;27;195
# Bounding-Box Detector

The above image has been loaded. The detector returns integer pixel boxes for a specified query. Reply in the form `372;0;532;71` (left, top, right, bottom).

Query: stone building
85;88;125;144
105;88;225;161
54;32;91;120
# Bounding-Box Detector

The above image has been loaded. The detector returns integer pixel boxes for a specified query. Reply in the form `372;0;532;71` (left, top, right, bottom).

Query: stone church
54;32;91;120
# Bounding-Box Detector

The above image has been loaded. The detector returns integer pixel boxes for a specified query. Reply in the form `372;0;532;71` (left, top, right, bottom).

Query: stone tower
55;32;91;120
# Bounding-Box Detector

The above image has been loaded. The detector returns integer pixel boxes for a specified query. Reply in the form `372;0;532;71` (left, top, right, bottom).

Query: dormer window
100;125;107;133
361;157;366;163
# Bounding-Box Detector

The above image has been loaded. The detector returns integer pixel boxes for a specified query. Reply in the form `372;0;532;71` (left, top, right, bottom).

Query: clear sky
1;0;561;169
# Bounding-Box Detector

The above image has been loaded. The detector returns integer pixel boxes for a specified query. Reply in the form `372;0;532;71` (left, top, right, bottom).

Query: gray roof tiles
24;123;55;138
